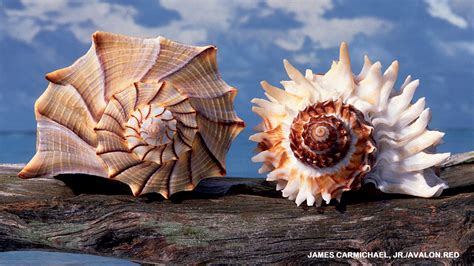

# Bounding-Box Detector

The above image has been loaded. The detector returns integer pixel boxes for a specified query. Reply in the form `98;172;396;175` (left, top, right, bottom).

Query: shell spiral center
290;101;372;169
140;109;176;146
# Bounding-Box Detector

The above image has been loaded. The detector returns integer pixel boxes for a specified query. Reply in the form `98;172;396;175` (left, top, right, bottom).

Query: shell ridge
147;82;169;106
94;113;125;138
140;163;164;196
161;45;233;99
113;161;159;196
36;83;98;147
188;91;245;124
194;117;242;172
91;36;108;109
110;95;128;122
104;151;142;178
132;83;140;112
114;85;138;118
19;117;108;178
130;162;162;197
134;82;164;107
168;151;194;195
193;132;226;175
92;31;161;101
150;38;213;85
45;44;107;121
95;131;130;155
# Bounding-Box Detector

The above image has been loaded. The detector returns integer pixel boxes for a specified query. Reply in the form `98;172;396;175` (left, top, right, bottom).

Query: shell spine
251;42;449;206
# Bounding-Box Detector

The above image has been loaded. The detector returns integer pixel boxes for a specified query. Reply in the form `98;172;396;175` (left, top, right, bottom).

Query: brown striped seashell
19;31;245;198
251;42;449;206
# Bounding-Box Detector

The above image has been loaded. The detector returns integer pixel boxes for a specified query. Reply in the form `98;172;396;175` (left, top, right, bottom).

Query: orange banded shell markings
19;31;245;198
251;42;450;206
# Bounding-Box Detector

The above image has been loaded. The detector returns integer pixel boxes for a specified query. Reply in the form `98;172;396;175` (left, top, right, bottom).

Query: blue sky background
0;0;473;176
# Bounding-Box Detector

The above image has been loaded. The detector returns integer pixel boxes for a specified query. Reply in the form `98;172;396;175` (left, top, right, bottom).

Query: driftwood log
0;152;473;264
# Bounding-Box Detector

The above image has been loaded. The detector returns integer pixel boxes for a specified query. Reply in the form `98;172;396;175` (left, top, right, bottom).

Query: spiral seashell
19;31;245;198
251;42;450;206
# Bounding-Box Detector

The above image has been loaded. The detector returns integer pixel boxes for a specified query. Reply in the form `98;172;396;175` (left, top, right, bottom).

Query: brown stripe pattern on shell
289;100;376;191
19;31;245;198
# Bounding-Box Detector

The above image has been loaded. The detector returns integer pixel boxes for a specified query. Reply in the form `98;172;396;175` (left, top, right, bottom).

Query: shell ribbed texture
19;32;245;198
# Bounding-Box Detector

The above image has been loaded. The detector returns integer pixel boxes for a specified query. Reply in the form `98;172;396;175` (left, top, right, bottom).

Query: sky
0;0;473;175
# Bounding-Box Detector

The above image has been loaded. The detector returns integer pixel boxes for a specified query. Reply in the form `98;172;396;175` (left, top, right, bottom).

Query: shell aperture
251;42;449;206
19;31;245;198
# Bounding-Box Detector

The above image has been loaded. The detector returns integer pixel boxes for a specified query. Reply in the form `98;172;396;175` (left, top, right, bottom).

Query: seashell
251;42;450;206
19;31;245;198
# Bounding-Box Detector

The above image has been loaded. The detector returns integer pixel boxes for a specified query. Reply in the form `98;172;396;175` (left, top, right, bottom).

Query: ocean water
0;129;473;177
0;251;137;265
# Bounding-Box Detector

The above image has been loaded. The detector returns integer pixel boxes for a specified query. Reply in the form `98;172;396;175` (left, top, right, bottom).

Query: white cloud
2;0;209;44
425;0;469;28
451;0;474;26
160;0;256;31
2;0;392;53
438;40;474;56
292;52;319;65
265;0;392;50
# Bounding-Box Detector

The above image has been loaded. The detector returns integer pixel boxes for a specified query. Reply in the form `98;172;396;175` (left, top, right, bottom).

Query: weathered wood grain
0;152;472;264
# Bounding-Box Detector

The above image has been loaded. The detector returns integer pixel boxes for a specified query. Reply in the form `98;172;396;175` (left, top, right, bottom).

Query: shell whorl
251;42;449;206
19;31;245;198
290;101;373;168
290;100;376;193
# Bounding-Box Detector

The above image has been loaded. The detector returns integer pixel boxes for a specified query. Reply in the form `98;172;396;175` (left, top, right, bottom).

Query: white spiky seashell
19;31;245;198
251;42;450;206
